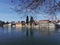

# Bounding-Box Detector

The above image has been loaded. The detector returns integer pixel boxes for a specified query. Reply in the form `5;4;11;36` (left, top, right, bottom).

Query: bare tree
10;0;60;21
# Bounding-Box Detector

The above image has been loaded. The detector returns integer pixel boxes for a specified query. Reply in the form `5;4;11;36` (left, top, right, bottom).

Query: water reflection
26;27;34;37
0;27;60;45
0;26;58;37
30;27;34;37
26;27;29;37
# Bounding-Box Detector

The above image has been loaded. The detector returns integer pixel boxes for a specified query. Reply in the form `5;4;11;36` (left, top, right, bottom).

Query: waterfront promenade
3;22;55;29
0;20;59;29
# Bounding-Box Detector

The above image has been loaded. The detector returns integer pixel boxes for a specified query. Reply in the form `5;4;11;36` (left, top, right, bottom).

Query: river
0;27;60;45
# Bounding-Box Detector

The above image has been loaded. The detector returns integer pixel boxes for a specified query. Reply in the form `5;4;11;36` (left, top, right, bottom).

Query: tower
26;16;29;25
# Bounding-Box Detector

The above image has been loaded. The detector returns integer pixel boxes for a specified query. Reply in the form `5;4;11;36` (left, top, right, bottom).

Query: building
21;21;25;25
16;22;22;28
39;20;55;28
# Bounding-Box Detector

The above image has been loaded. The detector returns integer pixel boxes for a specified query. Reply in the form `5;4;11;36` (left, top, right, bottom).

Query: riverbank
2;22;55;29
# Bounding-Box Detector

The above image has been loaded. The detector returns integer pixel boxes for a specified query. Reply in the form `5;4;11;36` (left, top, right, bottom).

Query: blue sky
0;0;60;22
0;0;21;22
